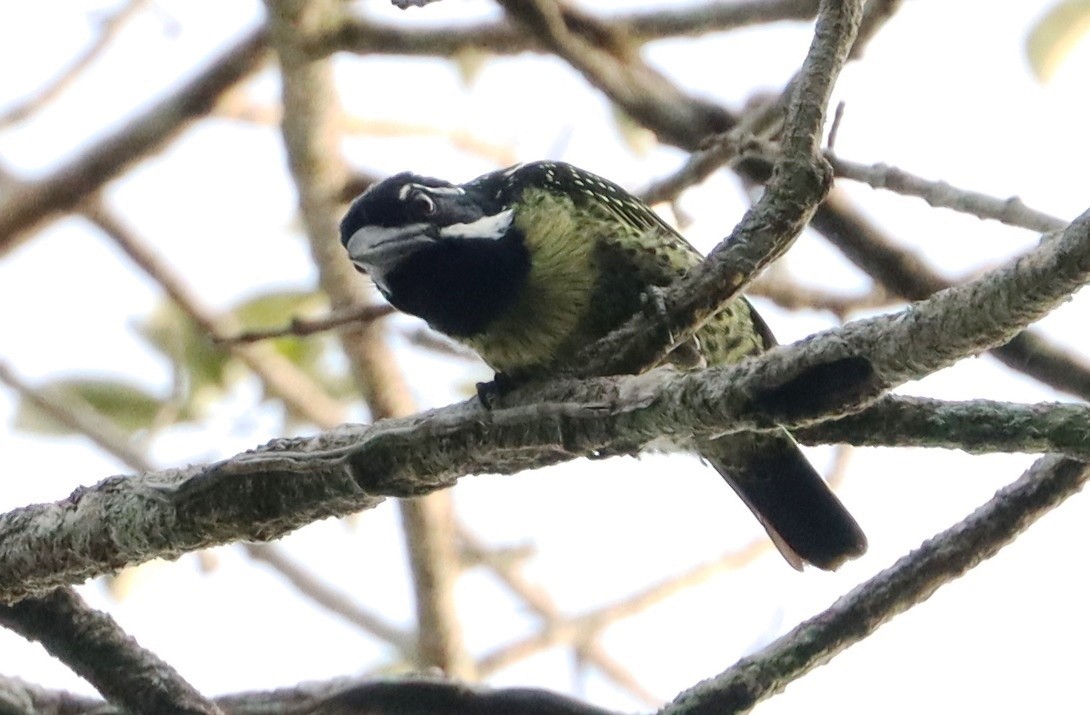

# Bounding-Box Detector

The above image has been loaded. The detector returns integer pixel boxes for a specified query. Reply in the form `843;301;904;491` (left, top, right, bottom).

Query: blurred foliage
14;289;349;436
1026;0;1090;81
15;377;168;434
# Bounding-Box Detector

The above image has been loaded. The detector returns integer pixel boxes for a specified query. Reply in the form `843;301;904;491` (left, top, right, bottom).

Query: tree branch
319;1;820;59
812;190;1090;401
797;395;1090;458
660;454;1089;715
0;588;222;714
4;198;1089;601
263;0;471;677
506;0;863;376
0;29;268;255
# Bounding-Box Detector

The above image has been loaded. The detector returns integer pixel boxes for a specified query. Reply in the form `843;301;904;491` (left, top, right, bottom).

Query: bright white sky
1;1;1089;713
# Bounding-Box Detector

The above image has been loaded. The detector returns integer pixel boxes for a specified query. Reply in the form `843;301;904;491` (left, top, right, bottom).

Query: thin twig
460;528;663;705
0;0;150;129
85;200;347;425
0;29;268;255
0;360;154;472
244;543;415;655
829;154;1067;233
215;304;395;344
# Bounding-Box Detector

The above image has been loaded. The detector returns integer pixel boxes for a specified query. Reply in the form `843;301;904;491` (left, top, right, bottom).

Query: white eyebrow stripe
438;208;514;240
398;184;412;200
417;184;465;196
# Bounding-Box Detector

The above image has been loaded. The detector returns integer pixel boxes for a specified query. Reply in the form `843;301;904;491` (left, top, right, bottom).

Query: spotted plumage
341;161;866;570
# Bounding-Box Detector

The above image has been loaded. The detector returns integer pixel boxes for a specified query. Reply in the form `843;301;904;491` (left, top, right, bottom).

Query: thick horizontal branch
4;201;1090;600
796;395;1090;458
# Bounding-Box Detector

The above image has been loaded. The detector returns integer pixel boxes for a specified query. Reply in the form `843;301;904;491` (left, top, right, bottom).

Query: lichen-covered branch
4;198;1090;601
0;588;222;714
538;0;864;376
813;190;1090;401
797;395;1090;458
660;455;1089;715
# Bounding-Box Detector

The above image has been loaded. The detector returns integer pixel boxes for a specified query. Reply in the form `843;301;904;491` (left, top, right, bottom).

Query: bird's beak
345;223;433;275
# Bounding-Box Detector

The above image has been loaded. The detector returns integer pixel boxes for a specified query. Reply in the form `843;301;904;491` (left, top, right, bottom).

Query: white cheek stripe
439;208;514;240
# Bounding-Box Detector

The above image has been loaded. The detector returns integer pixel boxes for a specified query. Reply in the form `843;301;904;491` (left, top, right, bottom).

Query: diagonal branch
0;29;268;255
0;0;150;129
497;0;864;377
0;588;222;715
812;190;1090;401
659;454;1090;715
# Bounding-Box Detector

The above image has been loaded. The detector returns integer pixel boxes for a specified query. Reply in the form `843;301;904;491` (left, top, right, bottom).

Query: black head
340;171;530;338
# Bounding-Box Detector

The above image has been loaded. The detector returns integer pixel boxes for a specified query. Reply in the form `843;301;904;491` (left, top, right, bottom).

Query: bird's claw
476;372;518;409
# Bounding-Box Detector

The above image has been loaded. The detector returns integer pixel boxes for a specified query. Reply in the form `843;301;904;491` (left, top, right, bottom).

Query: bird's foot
640;285;676;344
476;372;520;409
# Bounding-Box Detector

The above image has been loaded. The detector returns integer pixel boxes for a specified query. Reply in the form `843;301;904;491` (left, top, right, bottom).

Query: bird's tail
702;429;866;571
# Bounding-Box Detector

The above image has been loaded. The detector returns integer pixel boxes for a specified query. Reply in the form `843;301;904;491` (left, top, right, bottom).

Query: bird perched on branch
340;160;866;570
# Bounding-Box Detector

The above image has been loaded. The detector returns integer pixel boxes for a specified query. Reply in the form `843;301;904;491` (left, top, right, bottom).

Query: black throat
382;229;531;338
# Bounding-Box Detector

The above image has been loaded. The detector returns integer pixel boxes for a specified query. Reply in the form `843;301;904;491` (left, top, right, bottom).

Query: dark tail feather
702;429;867;571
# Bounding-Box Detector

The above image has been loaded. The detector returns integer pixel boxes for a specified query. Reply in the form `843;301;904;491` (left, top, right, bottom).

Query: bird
340;160;866;570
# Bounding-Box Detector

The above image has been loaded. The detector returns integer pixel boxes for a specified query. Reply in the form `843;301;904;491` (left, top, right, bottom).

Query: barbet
341;161;866;570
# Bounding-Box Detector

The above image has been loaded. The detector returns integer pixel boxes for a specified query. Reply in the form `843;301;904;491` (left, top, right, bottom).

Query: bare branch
813;191;1090;401
244;543;415;655
829;154;1068;233
566;0;864;375
0;675;621;715
0;29;268;255
798;395;1090;457
215;304;395;344
0;0;150;129
321;1;821;59
0;588;222;715
0;360;154;472
86;200;348;425
660;455;1089;715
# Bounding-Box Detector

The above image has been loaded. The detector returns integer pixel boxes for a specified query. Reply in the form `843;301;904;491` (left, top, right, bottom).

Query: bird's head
340;172;518;290
339;169;533;338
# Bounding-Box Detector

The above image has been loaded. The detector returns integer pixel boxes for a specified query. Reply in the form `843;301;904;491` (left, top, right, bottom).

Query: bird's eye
409;191;436;217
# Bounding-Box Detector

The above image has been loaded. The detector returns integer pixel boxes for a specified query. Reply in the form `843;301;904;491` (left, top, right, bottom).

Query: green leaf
453;47;490;87
137;301;231;398
1027;0;1090;82
14;377;166;435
